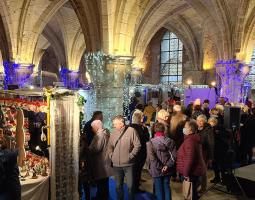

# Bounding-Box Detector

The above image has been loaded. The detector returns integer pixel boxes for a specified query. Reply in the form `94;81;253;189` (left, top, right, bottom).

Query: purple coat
146;136;176;177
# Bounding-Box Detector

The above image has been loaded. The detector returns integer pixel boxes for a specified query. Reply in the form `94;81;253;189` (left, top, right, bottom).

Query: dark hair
194;105;201;111
185;119;198;134
203;99;209;104
175;101;181;105
154;122;165;132
92;111;103;119
156;104;162;109
135;104;144;111
251;107;255;116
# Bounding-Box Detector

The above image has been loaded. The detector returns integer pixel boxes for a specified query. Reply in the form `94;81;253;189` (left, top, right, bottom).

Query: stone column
85;52;133;128
215;60;250;103
3;62;34;89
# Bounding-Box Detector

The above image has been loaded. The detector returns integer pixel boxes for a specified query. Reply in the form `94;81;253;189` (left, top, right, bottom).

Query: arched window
247;48;255;89
160;31;183;84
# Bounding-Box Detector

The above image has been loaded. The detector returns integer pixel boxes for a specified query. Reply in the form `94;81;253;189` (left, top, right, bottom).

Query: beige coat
89;129;112;180
108;126;141;167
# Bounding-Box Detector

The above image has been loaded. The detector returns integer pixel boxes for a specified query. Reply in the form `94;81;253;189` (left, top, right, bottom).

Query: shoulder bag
110;126;128;167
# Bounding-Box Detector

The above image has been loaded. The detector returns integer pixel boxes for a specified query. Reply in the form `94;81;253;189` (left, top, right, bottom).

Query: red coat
177;133;206;177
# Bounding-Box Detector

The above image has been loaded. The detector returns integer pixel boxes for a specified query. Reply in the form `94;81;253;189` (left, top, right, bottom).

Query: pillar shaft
85;53;132;128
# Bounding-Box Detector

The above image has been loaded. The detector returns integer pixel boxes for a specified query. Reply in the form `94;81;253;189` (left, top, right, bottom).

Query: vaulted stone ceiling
40;1;86;71
0;0;255;73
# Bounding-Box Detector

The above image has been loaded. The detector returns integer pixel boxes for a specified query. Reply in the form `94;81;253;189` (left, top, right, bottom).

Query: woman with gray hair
89;120;112;200
196;114;214;193
130;110;150;192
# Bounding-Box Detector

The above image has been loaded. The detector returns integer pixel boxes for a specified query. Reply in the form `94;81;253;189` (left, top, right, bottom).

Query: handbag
151;140;175;166
110;126;128;167
183;179;192;200
150;141;173;174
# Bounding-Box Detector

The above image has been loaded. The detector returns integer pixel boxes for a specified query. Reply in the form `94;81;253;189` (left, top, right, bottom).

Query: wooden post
45;88;53;146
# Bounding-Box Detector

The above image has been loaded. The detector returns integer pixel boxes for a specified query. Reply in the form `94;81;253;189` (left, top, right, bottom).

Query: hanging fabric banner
50;95;80;200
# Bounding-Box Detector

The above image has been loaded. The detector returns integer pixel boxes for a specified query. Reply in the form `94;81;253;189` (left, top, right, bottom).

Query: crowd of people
0;95;255;200
79;97;255;200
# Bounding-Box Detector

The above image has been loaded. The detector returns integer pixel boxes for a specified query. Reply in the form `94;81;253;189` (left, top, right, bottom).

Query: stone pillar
215;60;250;103
85;52;132;128
3;62;34;89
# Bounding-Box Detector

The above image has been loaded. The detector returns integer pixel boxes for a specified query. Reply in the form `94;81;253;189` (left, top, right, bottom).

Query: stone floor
85;169;252;200
139;170;242;200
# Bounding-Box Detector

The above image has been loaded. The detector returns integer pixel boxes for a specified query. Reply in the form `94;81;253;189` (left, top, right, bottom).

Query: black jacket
130;124;150;160
198;123;215;161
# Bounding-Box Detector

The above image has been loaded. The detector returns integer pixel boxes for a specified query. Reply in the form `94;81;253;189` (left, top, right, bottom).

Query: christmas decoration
215;59;250;103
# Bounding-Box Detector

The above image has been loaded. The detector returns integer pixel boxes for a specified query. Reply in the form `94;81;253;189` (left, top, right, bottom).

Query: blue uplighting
60;67;80;89
3;61;34;89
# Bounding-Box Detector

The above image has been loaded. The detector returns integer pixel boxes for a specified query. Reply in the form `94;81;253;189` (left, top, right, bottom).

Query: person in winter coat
208;117;228;183
130;110;150;192
169;105;187;182
196;114;214;192
108;115;141;200
169;105;187;149
177;119;206;200
151;109;170;137
83;111;103;146
89;120;112;200
243;107;255;164
0;109;25;200
147;122;176;200
79;130;91;200
192;105;203;120
143;101;156;125
202;99;210;119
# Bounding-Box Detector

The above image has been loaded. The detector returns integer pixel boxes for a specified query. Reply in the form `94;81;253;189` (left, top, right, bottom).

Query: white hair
208;117;218;125
196;114;207;122
173;105;182;112
215;104;224;111
157;109;169;121
132;110;143;124
91;120;103;130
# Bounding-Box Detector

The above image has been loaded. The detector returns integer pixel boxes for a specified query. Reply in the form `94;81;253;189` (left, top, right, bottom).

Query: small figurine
31;168;38;179
25;170;30;178
41;165;48;176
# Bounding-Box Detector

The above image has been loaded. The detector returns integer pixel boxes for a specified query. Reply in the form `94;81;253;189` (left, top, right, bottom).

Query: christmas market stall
0;89;49;200
0;88;81;200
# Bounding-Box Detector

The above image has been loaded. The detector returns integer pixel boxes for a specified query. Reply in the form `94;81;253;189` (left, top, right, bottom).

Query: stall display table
21;175;49;200
235;164;255;198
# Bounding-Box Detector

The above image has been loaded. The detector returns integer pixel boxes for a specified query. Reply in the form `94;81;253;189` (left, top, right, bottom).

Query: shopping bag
183;180;192;200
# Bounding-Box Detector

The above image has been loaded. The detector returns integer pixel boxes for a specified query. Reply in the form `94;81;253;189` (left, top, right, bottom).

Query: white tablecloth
21;175;49;200
235;164;255;182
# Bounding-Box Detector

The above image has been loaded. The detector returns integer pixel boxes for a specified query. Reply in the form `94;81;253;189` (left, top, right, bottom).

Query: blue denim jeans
154;176;171;200
114;165;134;200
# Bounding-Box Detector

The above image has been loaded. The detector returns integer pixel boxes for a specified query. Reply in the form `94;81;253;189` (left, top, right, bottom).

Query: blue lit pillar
60;67;80;89
215;59;250;103
3;61;34;89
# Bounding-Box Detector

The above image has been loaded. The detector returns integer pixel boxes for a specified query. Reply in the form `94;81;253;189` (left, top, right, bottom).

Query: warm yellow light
203;63;214;70
132;59;145;70
211;81;216;87
86;72;91;83
241;65;250;75
186;79;193;85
